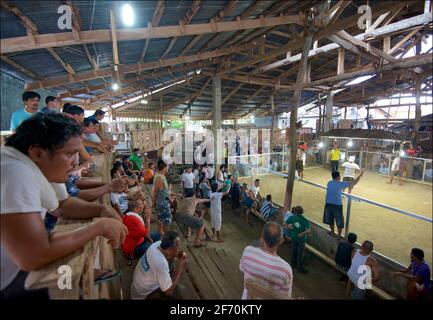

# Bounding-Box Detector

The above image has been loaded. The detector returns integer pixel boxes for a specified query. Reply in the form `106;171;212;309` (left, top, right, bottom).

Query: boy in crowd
110;184;129;216
260;195;280;221
41;96;61;114
210;183;231;243
392;248;431;300
130;148;143;173
284;206;310;273
143;162;155;184
335;232;357;281
181;166;195;197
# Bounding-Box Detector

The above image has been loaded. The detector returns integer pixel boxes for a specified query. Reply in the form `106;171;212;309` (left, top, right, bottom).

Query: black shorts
343;177;354;182
184;188;194;197
323;203;344;228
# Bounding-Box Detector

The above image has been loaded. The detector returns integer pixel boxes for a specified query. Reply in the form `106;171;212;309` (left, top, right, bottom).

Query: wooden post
317;94;322;136
283;22;315;213
344;106;347;119
160;96;163;127
337;48;345;75
270;94;275;150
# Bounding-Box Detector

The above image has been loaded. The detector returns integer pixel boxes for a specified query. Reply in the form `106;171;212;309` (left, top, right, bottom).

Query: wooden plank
1;15;303;54
25;42;254;90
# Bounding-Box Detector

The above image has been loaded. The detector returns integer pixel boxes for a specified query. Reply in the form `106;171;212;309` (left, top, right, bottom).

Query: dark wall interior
1;71;56;131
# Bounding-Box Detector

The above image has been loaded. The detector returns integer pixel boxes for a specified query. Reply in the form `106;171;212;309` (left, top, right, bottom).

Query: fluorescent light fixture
318;142;324;148
141;99;148;104
345;75;375;86
347;140;353;147
121;3;134;27
112;83;119;91
195;68;202;74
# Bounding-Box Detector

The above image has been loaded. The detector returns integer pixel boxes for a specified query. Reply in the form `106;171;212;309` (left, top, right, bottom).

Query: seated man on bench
259;194;280;221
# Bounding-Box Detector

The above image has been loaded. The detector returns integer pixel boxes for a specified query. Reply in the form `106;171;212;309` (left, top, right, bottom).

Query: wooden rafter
0;55;38;79
25;41;259;90
181;0;239;55
1;1;76;75
1;10;302;54
162;0;202;58
140;0;165;62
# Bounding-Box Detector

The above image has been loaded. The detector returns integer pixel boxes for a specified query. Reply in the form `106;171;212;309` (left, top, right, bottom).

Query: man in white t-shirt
131;231;187;299
388;155;406;185
341;156;361;193
181;167;195;197
1;113;127;300
207;164;215;181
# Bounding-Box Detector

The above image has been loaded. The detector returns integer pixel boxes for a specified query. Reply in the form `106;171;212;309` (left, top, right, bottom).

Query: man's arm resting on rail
0;214;126;271
76;178;127;202
56;196;122;221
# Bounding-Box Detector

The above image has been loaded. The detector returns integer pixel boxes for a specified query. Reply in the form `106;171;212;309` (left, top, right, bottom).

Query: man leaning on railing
0;113;127;300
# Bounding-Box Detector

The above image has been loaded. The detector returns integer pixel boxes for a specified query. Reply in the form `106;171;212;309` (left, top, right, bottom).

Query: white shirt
341;162;360;178
110;192;128;213
1;147;68;290
130;241;172;299
181;172;195;189
391;157;400;171
210;192;224;215
207;167;215;179
250;184;260;198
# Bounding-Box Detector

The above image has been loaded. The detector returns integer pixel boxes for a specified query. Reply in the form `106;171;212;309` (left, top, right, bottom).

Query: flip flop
94;269;120;284
192;242;207;248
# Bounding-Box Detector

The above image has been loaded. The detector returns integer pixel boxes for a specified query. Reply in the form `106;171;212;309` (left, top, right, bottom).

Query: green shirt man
286;214;310;241
129;152;143;171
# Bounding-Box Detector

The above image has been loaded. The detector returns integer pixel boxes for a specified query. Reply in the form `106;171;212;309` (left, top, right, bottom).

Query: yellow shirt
330;148;341;161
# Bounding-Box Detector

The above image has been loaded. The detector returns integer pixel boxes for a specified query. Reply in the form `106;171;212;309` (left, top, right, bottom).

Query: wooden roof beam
161;0;202;58
140;0;165;62
0;55;39;79
1;1;76;75
259;9;429;72
178;0;237;56
1;14;303;54
25;41;257;90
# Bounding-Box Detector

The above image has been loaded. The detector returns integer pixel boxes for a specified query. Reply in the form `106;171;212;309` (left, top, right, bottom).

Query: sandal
94;269;120;284
192;242;207;248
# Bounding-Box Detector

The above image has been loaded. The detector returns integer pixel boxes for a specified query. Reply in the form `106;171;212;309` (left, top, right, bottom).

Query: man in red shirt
122;198;160;259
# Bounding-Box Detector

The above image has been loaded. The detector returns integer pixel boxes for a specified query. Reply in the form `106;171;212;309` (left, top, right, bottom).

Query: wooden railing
24;153;120;299
130;128;165;151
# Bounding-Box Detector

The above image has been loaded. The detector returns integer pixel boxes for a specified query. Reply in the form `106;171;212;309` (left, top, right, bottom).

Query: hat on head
349;156;355;162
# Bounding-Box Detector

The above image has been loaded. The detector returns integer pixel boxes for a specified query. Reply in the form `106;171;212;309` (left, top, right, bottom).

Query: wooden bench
305;243;395;300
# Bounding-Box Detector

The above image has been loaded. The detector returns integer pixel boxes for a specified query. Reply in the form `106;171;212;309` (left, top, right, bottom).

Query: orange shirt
143;169;154;183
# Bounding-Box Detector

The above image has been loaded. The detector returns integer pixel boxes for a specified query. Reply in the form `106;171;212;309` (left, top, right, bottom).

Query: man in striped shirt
259;194;280;221
239;222;293;299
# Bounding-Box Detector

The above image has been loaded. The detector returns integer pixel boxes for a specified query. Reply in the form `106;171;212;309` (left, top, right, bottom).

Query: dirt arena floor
239;167;433;267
